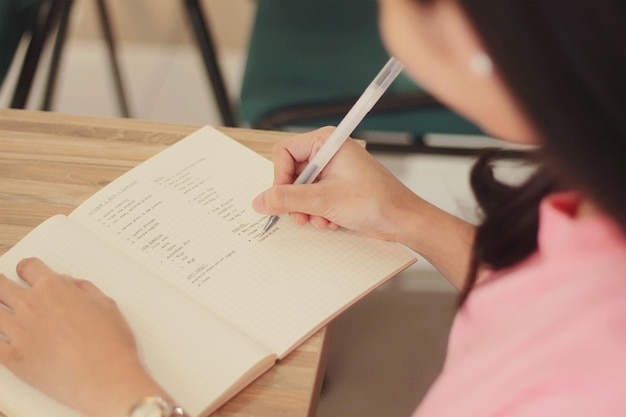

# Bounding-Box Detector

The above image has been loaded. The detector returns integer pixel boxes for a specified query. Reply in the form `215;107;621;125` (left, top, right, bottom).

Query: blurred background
0;1;509;416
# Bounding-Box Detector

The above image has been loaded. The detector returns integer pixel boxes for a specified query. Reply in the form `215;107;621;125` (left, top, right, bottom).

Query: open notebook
0;126;416;417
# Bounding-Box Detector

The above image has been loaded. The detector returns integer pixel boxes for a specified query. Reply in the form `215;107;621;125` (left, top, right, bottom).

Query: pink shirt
413;193;626;417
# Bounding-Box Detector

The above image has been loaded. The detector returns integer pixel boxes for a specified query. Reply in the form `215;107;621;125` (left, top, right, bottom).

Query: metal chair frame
10;0;130;116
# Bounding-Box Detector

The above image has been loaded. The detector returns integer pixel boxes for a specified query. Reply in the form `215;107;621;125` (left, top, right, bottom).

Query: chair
237;0;489;155
183;0;237;127
0;0;40;89
0;0;130;116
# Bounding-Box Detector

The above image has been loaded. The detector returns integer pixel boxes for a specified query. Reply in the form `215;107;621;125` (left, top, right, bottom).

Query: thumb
253;183;328;217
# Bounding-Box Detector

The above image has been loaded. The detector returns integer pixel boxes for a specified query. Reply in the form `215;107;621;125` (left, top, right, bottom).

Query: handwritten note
69;127;414;354
70;130;279;292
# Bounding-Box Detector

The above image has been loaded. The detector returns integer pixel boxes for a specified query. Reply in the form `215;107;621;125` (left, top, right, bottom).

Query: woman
0;0;624;416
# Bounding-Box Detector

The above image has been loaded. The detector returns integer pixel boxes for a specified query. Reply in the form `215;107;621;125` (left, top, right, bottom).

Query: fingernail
252;194;265;212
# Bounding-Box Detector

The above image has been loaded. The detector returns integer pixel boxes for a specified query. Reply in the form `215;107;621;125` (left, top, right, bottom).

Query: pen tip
262;215;278;234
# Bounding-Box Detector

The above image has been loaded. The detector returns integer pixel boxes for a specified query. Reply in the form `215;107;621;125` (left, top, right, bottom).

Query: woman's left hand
0;257;171;417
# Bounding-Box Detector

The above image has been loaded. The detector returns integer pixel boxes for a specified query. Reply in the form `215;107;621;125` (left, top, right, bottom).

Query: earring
469;53;493;77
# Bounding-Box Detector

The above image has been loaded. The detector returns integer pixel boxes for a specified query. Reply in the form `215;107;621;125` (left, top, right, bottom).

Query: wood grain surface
0;108;329;417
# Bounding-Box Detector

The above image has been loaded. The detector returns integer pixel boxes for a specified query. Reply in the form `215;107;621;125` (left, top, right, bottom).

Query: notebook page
69;126;416;355
199;222;415;357
0;215;274;417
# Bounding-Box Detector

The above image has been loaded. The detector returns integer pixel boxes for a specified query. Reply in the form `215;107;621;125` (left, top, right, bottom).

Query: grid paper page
69;126;416;355
0;215;274;417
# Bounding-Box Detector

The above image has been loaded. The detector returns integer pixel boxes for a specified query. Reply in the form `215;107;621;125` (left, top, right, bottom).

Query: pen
262;57;404;234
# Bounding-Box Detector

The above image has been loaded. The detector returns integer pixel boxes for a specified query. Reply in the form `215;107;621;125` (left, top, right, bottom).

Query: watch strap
128;396;189;417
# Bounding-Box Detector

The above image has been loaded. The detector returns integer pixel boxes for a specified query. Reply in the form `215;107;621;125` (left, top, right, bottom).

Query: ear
436;1;492;76
437;2;539;143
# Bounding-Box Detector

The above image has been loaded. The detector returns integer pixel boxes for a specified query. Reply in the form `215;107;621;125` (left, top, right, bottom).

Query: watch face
130;400;166;417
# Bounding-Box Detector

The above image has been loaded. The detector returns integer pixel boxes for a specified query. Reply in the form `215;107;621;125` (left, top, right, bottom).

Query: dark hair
452;1;626;304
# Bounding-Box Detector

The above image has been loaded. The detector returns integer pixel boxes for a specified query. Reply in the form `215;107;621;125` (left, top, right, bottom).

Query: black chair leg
95;0;131;117
41;0;73;111
183;0;236;127
13;0;130;117
11;0;63;109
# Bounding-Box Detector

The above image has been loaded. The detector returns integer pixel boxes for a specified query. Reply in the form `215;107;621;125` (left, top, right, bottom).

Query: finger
0;306;15;336
272;127;335;186
0;338;12;366
15;257;59;286
0;311;15;365
73;279;104;296
0;334;15;367
0;274;25;308
57;273;78;284
254;182;332;217
310;216;331;229
291;212;310;225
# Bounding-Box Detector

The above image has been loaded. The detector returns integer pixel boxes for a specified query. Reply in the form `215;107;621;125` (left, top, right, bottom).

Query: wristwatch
128;396;188;417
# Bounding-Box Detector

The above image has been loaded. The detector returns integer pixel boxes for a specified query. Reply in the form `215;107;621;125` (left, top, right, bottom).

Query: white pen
261;57;404;234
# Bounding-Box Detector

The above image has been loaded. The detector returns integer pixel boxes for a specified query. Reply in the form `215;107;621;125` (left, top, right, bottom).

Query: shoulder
414;212;626;417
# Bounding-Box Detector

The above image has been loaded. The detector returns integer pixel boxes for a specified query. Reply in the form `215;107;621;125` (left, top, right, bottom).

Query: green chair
238;0;486;155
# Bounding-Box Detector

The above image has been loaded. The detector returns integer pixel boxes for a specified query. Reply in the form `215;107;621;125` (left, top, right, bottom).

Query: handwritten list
72;134;280;290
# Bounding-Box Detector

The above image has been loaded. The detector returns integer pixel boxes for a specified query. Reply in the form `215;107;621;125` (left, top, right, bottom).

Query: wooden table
0;108;330;417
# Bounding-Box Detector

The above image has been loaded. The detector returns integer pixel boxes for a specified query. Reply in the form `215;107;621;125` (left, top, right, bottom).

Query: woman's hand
0;258;172;417
253;127;428;243
253;127;477;289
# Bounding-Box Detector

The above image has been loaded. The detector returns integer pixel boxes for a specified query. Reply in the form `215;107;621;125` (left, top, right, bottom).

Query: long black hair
451;1;626;304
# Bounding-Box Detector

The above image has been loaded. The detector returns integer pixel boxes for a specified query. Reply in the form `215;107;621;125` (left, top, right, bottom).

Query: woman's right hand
253;127;428;244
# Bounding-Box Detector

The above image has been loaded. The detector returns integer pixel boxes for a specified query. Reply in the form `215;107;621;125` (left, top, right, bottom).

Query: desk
0;108;330;417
